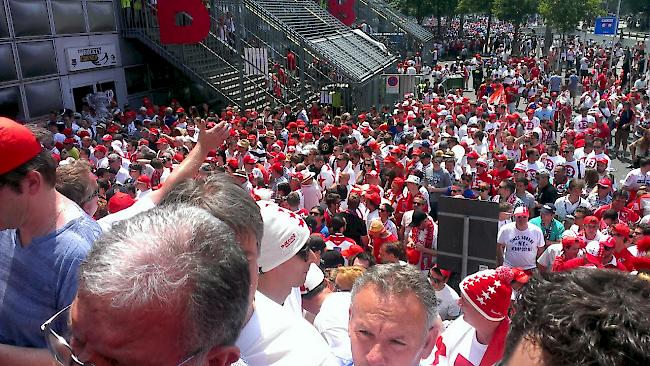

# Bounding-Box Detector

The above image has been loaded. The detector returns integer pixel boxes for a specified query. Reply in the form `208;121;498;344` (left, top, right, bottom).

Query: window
52;1;85;34
87;1;116;32
17;41;58;79
25;79;63;117
0;43;17;82
9;0;51;37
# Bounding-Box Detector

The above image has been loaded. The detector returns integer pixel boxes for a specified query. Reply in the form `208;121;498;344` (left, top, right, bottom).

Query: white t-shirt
236;292;339;366
554;196;592;221
313;292;353;365
584;152;611;170
573;114;595;132
283;287;303;319
436;284;461;321
421;316;487;366
514;160;545;186
497;222;545;270
536;243;563;269
563;159;585;179
623;168;650;190
540;155;566;173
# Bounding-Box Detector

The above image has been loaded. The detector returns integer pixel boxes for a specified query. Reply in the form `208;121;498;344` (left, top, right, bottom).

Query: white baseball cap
257;201;311;272
405;175;421;185
300;263;325;295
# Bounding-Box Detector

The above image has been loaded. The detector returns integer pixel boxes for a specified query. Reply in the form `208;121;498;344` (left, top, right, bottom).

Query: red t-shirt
594;205;640;225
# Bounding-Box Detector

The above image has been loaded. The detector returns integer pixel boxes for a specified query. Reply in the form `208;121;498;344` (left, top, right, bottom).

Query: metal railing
210;1;336;94
356;0;433;44
119;1;281;109
244;0;395;84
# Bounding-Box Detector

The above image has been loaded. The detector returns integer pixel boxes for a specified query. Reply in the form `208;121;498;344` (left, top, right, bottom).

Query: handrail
356;0;433;42
208;2;334;89
121;2;280;109
243;0;391;83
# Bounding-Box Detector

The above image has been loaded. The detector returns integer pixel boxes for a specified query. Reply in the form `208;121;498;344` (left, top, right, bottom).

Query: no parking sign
386;75;399;94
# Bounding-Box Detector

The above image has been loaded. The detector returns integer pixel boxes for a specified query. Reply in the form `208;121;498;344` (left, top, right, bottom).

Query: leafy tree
538;0;603;34
391;0;434;24
392;0;458;37
457;0;494;52
622;0;650;31
493;0;539;55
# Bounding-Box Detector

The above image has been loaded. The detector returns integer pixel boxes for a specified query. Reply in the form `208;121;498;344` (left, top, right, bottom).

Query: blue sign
594;16;618;35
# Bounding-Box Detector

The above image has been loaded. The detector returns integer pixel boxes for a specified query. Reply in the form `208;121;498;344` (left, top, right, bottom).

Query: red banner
328;0;356;26
158;0;210;44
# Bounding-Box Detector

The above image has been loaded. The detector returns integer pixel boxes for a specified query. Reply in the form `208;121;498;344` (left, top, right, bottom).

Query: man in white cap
423;266;514;366
496;207;545;271
257;201;317;317
301;264;354;365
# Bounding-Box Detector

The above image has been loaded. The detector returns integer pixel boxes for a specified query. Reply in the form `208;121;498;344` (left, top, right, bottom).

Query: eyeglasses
296;243;312;262
81;187;100;205
41;305;202;366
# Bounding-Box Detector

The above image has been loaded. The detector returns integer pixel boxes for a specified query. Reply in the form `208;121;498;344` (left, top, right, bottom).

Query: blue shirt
0;207;101;348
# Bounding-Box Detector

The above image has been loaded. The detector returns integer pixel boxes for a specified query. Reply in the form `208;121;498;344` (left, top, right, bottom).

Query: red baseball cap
243;155;257;165
107;192;136;214
611;223;630;238
597;178;612;188
136;174;151;187
341;244;365;258
0;117;42;175
226;158;239;170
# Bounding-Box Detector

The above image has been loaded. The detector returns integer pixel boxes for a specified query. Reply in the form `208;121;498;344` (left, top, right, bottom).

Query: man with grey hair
107;153;129;184
161;174;338;366
349;263;441;366
42;204;250;365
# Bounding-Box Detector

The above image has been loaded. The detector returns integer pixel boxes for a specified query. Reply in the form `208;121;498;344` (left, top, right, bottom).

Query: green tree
493;0;539;55
457;0;494;52
622;0;650;31
538;0;603;34
392;0;458;37
391;0;434;24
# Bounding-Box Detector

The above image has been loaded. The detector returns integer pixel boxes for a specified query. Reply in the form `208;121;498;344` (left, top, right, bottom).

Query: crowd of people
3;20;650;366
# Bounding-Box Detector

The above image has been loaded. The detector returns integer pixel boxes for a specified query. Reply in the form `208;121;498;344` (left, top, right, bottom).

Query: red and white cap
460;266;514;321
585;241;605;266
257;201;310;272
513;207;530;218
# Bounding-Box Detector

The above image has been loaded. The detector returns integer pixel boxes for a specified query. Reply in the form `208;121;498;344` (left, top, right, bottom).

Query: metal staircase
356;0;434;46
246;0;395;84
119;0;395;111
120;2;278;110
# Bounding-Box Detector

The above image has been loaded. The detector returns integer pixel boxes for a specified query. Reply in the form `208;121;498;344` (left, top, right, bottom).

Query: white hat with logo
257;201;311;273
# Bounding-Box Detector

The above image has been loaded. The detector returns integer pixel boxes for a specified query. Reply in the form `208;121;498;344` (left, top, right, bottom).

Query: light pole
607;0;622;73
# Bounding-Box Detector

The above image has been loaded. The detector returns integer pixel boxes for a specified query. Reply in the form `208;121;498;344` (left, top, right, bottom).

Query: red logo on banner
328;0;356;26
158;0;210;44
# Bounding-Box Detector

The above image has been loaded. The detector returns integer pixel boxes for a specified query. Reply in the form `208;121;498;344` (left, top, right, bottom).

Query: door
72;85;94;112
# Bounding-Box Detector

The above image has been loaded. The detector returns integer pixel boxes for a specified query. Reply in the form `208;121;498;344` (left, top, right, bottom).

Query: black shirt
341;209;368;246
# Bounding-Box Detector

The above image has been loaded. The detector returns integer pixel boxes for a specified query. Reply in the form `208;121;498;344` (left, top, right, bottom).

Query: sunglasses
309;211;321;216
